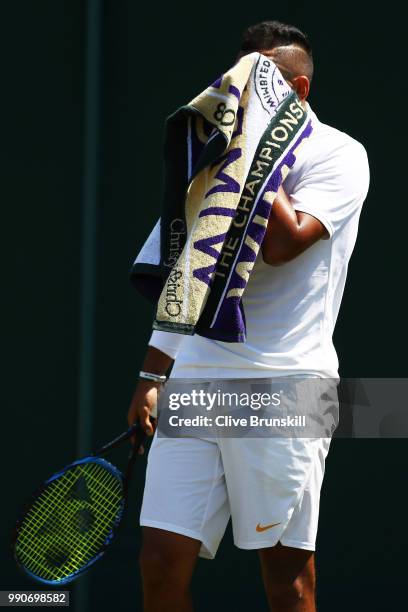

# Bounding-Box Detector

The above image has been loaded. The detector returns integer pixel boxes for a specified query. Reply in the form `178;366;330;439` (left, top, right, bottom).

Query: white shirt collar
305;101;319;127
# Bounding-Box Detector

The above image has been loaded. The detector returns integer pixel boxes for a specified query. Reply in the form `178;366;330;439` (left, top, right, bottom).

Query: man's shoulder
295;108;370;201
287;105;370;194
311;111;368;161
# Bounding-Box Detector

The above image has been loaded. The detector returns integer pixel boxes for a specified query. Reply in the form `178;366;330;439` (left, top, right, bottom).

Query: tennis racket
12;419;153;585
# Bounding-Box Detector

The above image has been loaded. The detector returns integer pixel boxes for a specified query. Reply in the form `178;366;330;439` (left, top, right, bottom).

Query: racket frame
12;421;150;585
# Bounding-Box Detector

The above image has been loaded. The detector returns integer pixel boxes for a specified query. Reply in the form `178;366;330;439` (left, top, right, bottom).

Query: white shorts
140;432;330;559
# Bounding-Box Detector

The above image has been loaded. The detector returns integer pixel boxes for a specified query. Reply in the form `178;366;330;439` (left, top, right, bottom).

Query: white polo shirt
148;104;370;378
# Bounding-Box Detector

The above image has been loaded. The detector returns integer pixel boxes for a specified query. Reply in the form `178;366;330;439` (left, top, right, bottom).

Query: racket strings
15;461;123;582
18;498;110;576
19;463;121;547
19;465;121;543
17;465;122;579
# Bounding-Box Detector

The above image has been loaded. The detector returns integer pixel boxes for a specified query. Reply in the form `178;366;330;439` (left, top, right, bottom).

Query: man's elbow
261;244;296;266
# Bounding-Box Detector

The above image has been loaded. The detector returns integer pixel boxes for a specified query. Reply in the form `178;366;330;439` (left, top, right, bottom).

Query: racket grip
93;421;151;456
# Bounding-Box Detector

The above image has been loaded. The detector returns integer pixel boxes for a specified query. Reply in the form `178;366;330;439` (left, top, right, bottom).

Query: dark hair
240;20;313;80
241;20;312;55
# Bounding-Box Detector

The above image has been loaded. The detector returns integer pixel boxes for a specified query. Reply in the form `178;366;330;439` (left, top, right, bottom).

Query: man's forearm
262;186;328;265
141;345;174;376
128;345;171;437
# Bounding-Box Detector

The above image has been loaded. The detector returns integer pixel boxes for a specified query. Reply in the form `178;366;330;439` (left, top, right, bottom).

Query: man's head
237;20;313;102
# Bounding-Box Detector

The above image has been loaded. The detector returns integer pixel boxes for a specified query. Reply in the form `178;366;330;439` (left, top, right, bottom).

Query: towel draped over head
130;52;313;343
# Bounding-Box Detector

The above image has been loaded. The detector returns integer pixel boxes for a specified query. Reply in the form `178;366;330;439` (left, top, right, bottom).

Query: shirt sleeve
290;139;370;237
148;329;185;360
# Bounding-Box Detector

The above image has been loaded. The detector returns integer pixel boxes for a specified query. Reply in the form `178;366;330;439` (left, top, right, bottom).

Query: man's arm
261;185;329;266
141;345;174;376
127;346;174;442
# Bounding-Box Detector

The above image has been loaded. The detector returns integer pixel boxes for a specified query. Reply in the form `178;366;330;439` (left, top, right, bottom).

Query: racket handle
92;419;155;456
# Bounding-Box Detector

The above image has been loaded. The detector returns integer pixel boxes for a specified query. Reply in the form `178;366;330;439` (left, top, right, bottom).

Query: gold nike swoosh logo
256;522;281;533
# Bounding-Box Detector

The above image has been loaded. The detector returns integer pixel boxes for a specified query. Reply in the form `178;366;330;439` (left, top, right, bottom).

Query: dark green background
2;1;407;611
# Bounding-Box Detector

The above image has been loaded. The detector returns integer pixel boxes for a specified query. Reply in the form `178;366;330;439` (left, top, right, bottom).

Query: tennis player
128;20;370;612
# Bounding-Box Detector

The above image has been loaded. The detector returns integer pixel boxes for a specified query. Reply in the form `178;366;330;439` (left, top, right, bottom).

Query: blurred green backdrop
2;1;407;611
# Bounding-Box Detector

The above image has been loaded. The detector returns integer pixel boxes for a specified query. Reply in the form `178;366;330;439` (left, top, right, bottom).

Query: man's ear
291;75;310;101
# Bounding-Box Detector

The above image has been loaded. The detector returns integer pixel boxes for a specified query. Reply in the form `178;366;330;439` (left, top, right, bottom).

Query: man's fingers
128;399;156;449
142;416;154;436
141;408;154;436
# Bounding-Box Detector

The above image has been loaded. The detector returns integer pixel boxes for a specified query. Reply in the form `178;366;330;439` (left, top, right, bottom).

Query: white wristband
139;370;167;383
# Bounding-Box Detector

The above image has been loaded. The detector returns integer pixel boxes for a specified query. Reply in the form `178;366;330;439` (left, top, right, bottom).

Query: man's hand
127;345;174;453
127;379;160;452
262;185;328;265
